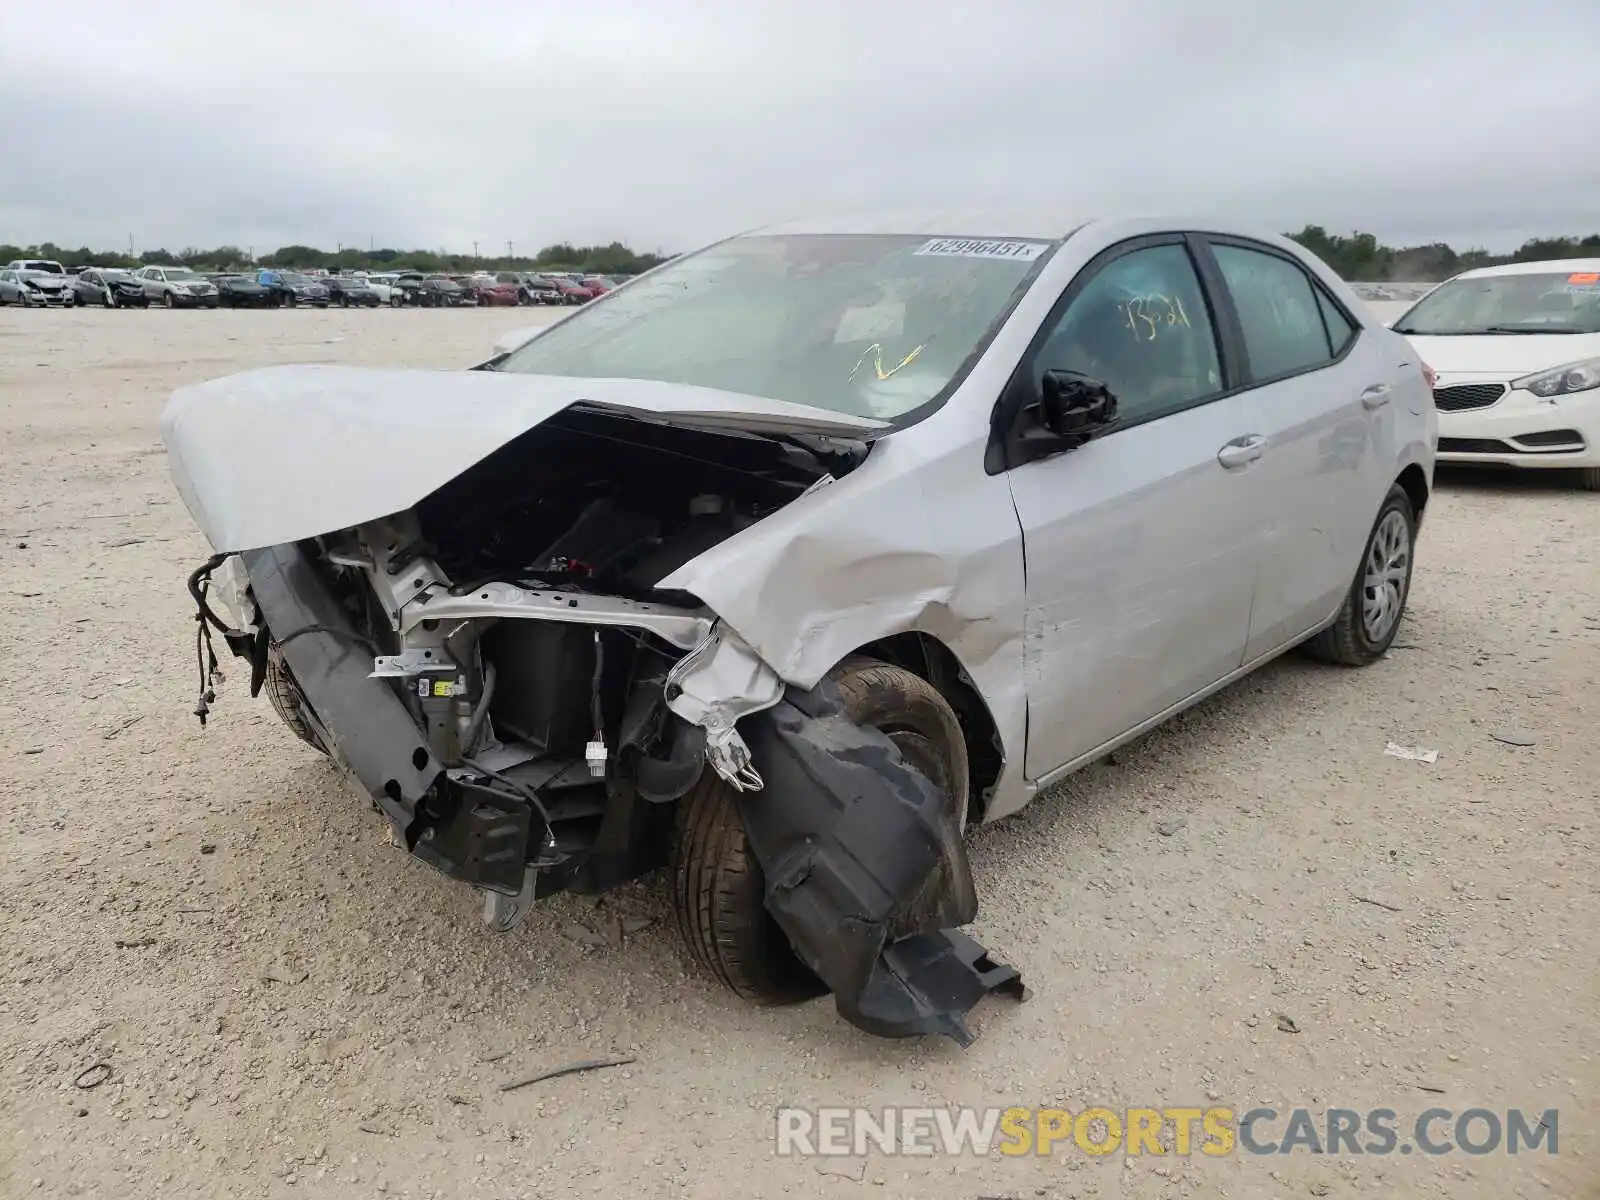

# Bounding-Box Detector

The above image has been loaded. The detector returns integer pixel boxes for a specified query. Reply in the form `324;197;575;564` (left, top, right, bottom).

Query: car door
1001;236;1266;779
1197;238;1399;660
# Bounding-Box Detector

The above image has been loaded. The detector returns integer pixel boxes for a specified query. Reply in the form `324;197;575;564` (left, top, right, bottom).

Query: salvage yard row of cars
144;213;1600;1047
0;257;628;309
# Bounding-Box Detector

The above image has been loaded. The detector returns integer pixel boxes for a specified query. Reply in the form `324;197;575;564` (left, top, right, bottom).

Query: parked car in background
494;272;561;305
526;274;566;304
210;273;276;308
553;276;592;304
0;270;32;306
138;266;219;308
72;268;150;307
580;276;616;297
2;268;75;306
324;276;382;307
419;276;474;307
1393;258;1600;489
391;272;427;306
362;274;402;307
5;258;68;277
256;269;330;308
466;276;520;306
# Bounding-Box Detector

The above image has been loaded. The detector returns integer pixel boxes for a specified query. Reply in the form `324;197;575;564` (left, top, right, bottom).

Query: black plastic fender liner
241;542;538;893
737;683;1025;1045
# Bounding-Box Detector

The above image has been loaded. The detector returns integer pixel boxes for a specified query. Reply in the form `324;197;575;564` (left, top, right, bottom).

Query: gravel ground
1;306;1595;1199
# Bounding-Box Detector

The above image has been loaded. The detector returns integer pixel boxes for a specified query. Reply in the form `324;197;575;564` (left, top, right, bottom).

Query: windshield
23;261;64;274
282;273;314;286
1394;271;1600;335
164;268;199;280
102;270;132;281
499;233;1052;419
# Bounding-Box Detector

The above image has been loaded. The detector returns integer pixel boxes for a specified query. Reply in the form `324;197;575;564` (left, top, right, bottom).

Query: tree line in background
1283;227;1600;282
2;229;1598;282
0;239;669;276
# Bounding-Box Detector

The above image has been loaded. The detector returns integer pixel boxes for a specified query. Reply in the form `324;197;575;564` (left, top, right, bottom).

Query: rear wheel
670;657;969;1005
1301;483;1416;666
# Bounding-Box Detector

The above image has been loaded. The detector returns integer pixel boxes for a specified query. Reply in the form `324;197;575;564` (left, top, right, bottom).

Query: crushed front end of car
163;364;1024;1045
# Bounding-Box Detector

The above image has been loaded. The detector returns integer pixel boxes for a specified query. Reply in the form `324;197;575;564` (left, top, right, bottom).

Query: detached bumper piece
241;543;541;895
739;686;1025;1046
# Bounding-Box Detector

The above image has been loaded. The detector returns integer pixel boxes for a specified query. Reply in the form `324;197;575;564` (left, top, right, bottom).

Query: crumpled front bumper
235;542;1024;1045
241;542;538;894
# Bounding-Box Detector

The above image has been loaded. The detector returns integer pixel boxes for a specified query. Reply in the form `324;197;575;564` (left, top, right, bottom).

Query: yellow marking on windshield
849;342;926;382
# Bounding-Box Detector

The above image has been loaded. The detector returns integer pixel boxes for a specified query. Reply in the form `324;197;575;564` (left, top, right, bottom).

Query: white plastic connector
585;739;607;778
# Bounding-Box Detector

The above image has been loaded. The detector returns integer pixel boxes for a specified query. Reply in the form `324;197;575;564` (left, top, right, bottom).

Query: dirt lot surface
1;307;1595;1199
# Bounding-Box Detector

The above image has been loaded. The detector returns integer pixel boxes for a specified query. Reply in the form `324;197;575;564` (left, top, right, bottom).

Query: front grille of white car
1433;383;1506;412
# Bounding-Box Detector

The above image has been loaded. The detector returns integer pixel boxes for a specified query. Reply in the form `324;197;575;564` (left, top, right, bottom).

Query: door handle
1361;383;1392;409
1217;434;1267;469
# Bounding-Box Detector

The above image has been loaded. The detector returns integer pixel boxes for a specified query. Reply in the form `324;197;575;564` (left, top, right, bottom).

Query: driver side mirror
1037;369;1118;446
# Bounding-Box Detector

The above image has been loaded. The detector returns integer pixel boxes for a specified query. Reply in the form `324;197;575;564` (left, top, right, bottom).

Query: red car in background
466;276;520;306
580;276;616;297
553;277;593;304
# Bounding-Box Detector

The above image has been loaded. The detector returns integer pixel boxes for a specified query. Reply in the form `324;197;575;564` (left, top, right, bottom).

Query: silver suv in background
138;265;219;308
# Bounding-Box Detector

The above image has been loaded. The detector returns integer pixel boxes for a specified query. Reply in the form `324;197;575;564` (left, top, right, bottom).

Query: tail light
1421;362;1438;390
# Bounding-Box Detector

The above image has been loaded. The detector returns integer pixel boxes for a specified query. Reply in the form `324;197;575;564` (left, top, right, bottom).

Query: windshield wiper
1483;326;1581;335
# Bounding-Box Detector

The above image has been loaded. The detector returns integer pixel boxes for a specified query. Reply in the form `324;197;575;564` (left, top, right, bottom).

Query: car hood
160;364;889;553
25;276;67;288
1402;332;1600;376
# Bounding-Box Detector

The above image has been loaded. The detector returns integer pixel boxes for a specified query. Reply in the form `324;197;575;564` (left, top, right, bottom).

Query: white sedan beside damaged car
1392;259;1600;488
160;213;1435;1046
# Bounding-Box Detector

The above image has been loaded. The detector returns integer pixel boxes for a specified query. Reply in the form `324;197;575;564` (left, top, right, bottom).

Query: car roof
749;209;1088;240
1453;257;1600;280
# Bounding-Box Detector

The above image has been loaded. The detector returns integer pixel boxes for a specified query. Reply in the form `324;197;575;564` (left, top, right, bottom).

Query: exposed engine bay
412;405;841;599
181;397;1023;1046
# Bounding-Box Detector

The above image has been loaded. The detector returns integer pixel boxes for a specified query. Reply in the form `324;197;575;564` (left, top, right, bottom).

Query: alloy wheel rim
1361;509;1410;643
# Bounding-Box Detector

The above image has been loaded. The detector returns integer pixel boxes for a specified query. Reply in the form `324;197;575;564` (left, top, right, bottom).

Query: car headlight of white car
1514;357;1600;399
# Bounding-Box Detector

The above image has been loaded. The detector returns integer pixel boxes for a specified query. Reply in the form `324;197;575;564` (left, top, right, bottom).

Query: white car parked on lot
162;212;1436;1045
1392;258;1600;488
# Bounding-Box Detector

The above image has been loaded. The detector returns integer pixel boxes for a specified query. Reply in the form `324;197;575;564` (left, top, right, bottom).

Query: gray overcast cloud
1;0;1595;255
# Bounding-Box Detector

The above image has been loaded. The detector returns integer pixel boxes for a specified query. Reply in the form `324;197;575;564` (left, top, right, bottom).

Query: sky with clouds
1;0;1594;256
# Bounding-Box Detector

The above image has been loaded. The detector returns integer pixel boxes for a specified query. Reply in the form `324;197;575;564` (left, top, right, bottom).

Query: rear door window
1212;244;1339;381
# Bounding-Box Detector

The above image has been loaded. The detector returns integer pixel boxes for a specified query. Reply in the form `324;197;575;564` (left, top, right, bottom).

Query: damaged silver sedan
161;214;1436;1045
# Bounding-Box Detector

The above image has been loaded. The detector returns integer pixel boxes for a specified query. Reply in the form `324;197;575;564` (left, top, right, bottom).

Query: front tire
1578;467;1600;492
264;649;327;753
163;291;175;308
1301;483;1416;666
670;657;969;1005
